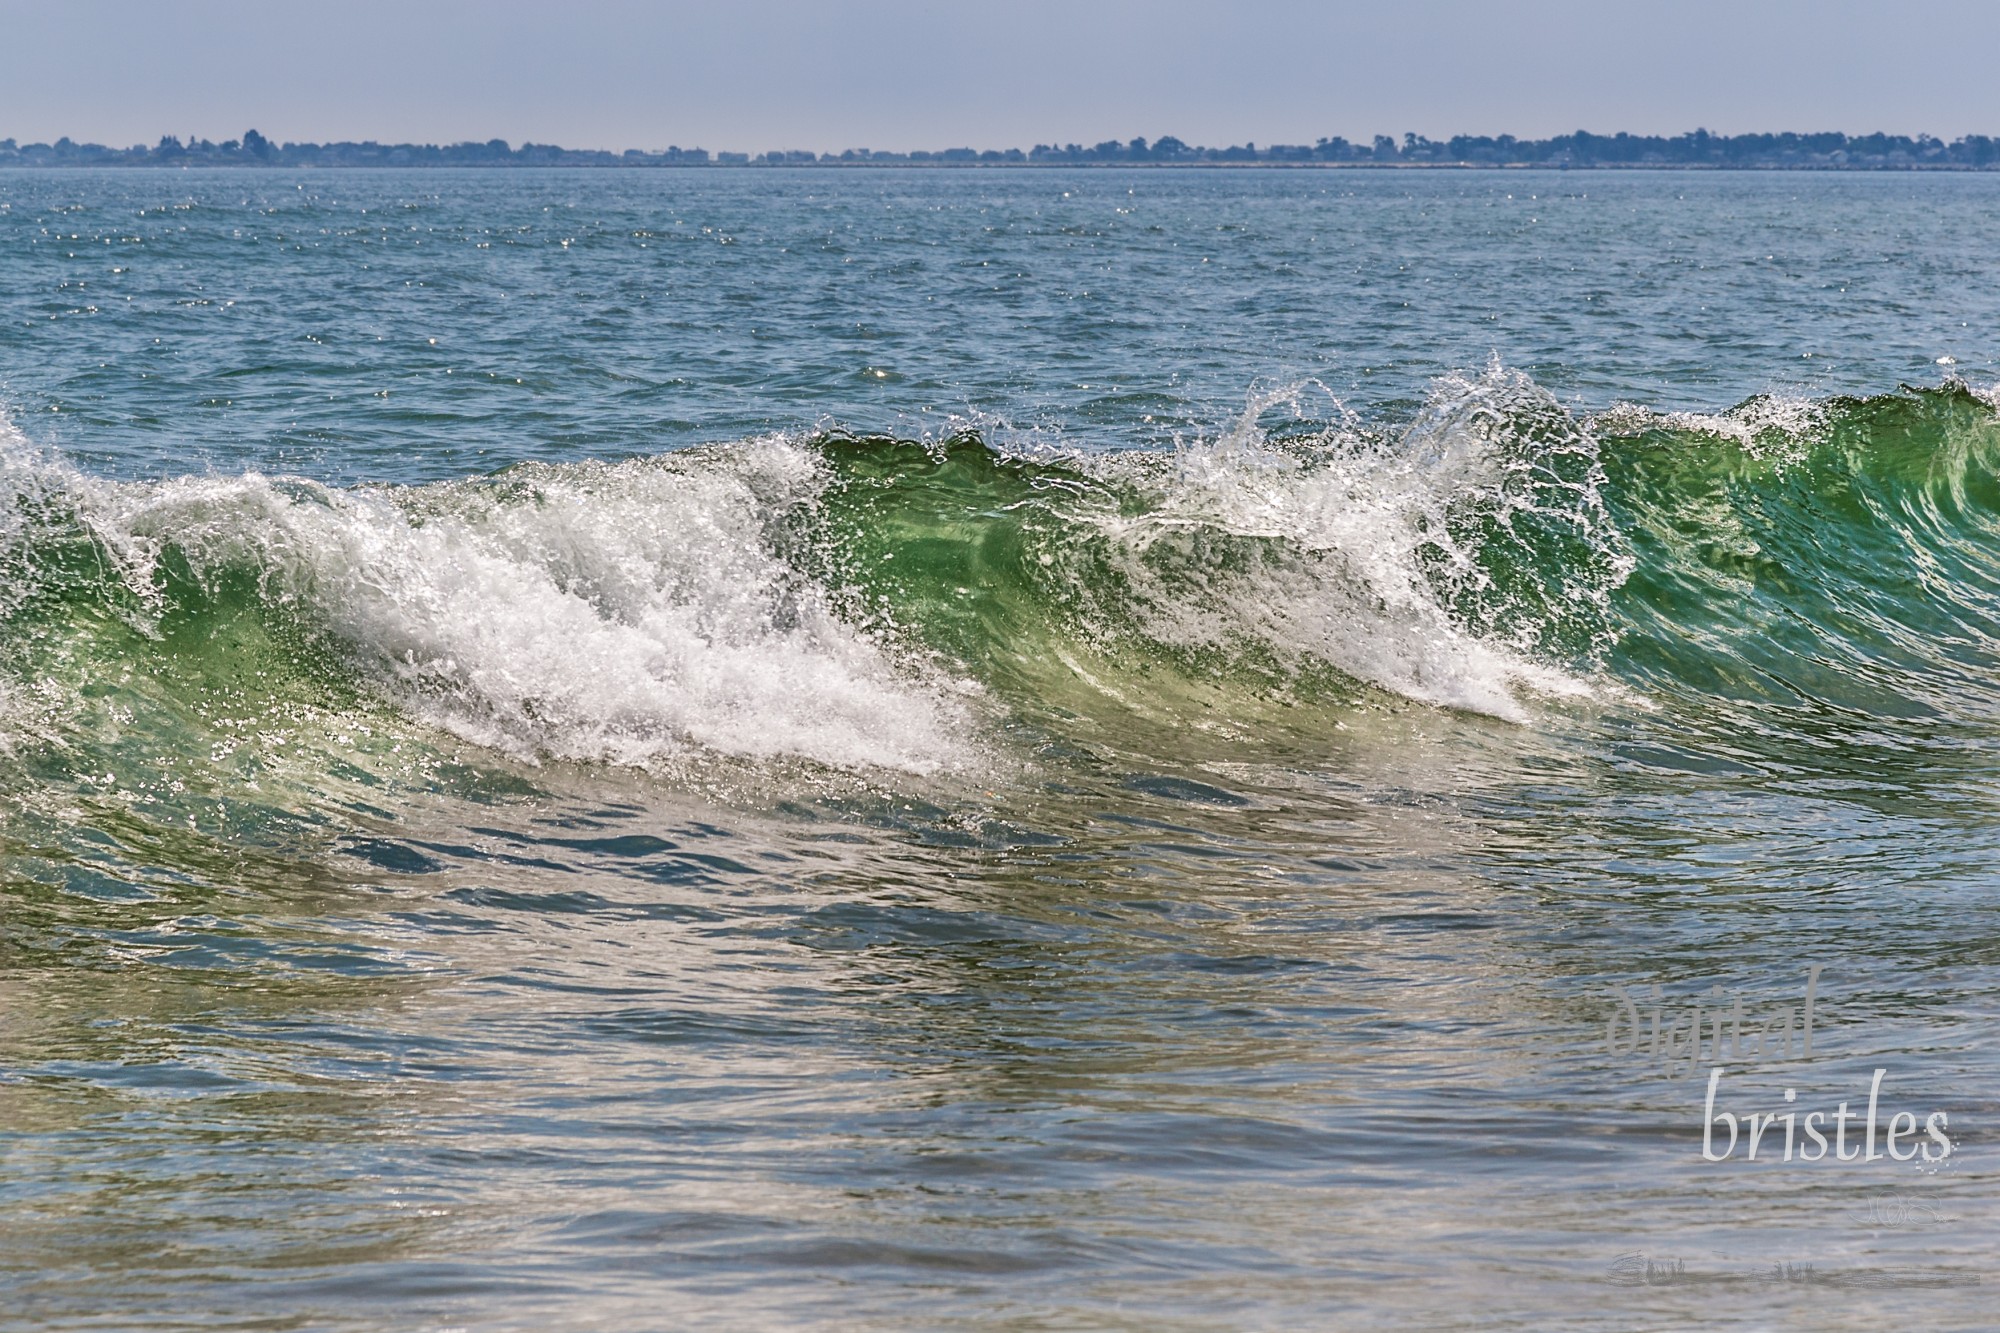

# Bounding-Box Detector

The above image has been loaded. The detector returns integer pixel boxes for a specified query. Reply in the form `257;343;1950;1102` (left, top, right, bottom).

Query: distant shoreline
9;161;2000;172
5;129;1998;171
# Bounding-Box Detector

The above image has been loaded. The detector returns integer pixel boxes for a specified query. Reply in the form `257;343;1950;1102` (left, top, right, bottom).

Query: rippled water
2;167;1998;1330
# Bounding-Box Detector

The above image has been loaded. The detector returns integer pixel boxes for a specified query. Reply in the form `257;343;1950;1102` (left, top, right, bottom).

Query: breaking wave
6;367;2000;792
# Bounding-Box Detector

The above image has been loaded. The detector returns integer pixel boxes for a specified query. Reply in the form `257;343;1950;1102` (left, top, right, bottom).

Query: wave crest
2;432;975;775
1056;366;1625;719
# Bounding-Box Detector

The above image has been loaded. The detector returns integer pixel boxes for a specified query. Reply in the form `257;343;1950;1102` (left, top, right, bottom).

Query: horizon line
6;128;2000;170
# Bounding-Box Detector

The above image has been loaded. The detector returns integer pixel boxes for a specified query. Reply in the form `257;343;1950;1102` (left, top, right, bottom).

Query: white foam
11;436;972;776
1593;393;1829;457
1071;366;1626;721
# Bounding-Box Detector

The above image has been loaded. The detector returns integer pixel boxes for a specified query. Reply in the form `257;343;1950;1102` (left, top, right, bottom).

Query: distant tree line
5;128;2000;169
0;132;713;167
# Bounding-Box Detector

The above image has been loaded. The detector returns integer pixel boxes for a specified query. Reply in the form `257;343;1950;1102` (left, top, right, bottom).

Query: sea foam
2;430;974;775
1072;367;1625;720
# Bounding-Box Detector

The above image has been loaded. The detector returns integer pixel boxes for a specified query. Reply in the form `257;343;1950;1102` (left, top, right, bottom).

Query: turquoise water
2;168;1998;1329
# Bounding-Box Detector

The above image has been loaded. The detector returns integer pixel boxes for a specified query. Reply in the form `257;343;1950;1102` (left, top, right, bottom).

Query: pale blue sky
4;0;1996;152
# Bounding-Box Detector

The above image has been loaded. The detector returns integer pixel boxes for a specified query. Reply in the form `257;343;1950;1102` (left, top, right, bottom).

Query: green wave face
804;368;1627;749
1598;384;2000;779
807;375;2000;777
1557;381;2000;831
6;371;2000;830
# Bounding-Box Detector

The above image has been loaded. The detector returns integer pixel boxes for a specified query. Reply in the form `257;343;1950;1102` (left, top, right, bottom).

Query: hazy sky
4;1;1997;152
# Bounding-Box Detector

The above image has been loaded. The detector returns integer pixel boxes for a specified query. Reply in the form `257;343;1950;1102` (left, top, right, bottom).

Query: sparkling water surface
1;168;1997;1330
6;167;1998;480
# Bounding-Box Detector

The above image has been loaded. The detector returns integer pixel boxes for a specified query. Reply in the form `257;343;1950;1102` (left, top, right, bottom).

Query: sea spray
1065;367;1627;719
0;431;976;776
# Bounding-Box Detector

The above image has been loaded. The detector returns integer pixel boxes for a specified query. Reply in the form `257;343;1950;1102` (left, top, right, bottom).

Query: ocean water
2;166;1998;1330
